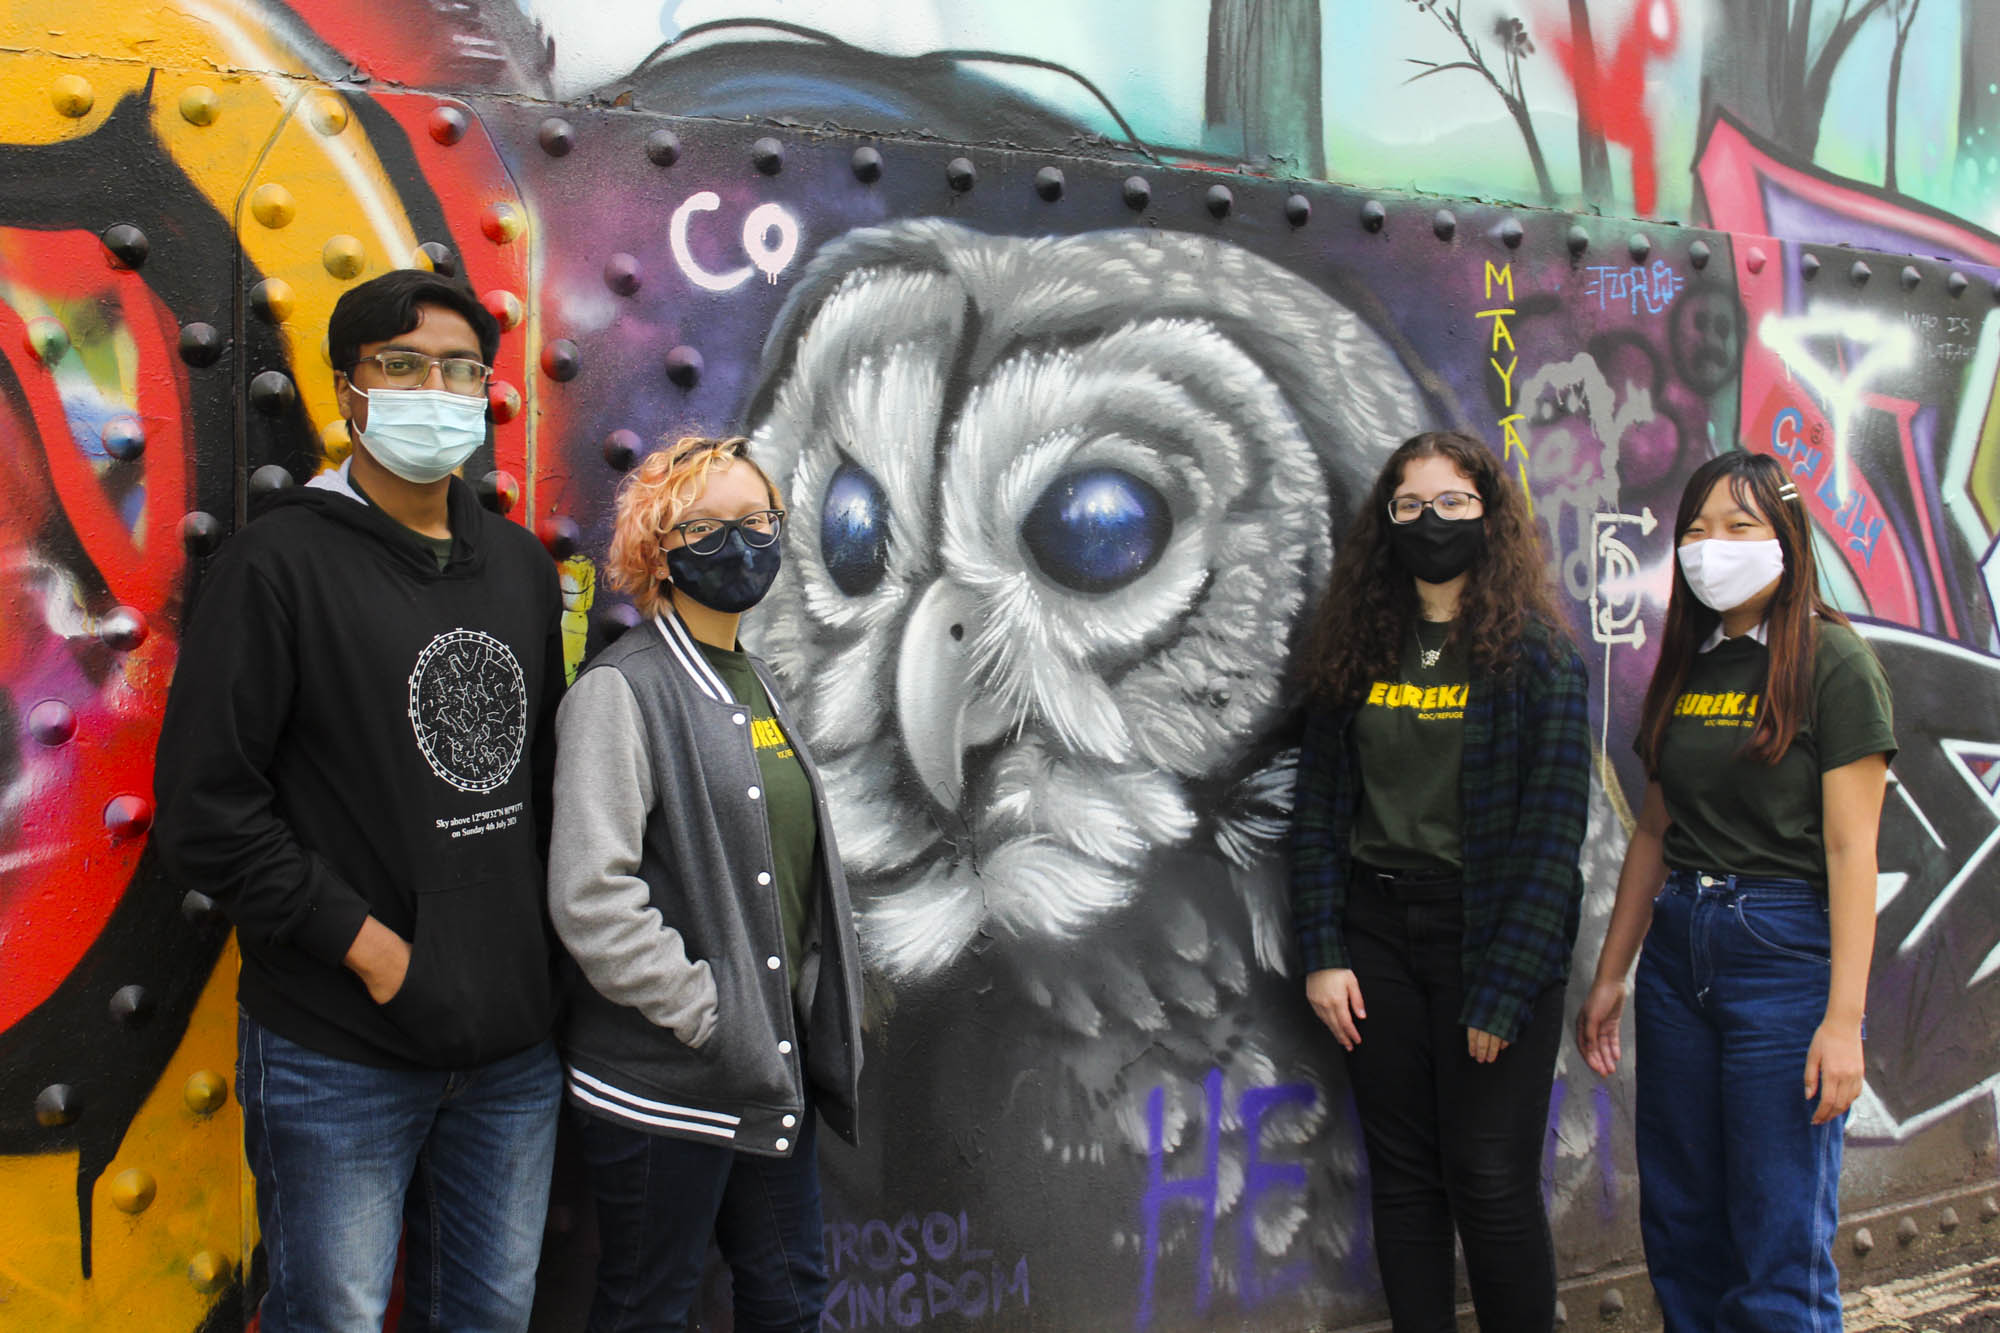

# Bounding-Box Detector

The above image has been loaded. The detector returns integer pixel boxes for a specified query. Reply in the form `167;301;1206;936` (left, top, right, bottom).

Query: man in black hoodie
154;270;565;1332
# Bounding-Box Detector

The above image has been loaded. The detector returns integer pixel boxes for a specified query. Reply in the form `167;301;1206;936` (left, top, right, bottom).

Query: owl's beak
896;580;1009;812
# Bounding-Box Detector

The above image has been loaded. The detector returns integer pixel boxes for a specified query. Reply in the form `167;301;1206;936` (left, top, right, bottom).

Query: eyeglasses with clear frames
349;351;493;396
1388;490;1483;524
671;510;786;555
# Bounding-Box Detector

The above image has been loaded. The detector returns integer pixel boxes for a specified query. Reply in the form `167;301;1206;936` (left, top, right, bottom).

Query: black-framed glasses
1388;490;1483;524
672;510;786;554
350;351;492;396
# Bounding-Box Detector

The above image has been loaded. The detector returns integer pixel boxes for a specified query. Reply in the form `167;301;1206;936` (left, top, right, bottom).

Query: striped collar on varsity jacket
652;611;734;703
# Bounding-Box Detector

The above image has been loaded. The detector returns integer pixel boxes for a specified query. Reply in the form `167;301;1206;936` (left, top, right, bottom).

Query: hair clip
1777;481;1799;502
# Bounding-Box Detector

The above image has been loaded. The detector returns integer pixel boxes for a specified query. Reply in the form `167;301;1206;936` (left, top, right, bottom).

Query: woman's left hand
1804;1019;1866;1125
1467;1027;1511;1063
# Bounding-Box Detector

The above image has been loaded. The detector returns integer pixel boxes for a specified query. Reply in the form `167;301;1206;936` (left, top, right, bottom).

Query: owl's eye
1022;467;1172;594
821;459;893;596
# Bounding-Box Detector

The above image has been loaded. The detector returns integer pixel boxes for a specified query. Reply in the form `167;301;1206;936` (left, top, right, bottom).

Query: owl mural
740;218;1430;1306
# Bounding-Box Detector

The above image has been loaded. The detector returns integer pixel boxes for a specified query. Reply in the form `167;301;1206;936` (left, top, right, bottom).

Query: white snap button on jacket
782;1114;797;1128
766;955;781;969
748;785;761;799
775;1137;789;1151
778;1040;792;1054
732;713;746;725
757;871;771;885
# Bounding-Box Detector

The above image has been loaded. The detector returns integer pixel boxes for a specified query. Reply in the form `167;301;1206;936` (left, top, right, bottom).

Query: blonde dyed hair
605;435;780;620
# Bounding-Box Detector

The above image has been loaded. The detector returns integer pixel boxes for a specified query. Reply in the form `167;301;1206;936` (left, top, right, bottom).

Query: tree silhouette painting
1405;0;1557;203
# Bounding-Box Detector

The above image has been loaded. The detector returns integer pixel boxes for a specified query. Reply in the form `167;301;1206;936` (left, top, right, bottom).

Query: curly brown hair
1299;430;1566;702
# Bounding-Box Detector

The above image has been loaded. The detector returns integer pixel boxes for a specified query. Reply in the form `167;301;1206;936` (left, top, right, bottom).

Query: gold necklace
1413;619;1447;669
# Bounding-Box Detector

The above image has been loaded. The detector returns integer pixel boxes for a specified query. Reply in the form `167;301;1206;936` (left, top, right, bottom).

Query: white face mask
1677;537;1784;613
351;387;487;484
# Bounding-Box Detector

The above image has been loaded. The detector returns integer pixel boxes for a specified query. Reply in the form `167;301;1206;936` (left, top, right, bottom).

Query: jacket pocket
381;876;552;1064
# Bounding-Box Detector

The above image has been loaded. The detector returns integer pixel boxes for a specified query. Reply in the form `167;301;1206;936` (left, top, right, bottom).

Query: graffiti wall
0;1;1995;1329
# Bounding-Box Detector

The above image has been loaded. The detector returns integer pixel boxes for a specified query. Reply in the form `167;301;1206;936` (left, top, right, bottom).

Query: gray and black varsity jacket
547;611;863;1155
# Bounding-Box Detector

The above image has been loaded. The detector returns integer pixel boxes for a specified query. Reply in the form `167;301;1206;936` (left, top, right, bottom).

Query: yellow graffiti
558;556;597;683
1477;263;1534;515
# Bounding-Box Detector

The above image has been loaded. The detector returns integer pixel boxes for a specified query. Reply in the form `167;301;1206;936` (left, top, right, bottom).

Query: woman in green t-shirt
1575;451;1894;1331
1290;430;1591;1331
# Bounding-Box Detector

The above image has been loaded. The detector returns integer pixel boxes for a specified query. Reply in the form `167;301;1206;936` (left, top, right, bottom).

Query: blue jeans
236;1012;562;1333
1634;871;1845;1333
574;1101;826;1333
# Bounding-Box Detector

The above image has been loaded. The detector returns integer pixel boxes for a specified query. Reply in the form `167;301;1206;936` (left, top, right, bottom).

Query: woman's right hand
1575;977;1626;1077
1306;968;1366;1050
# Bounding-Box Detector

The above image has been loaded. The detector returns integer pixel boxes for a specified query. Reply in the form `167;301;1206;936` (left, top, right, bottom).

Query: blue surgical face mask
665;528;783;614
351;386;487;484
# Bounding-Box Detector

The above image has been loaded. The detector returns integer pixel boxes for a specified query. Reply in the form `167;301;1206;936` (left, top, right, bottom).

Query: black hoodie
153;469;564;1068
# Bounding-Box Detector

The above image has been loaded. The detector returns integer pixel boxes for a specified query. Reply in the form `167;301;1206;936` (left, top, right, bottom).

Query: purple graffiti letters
821;1210;1024;1330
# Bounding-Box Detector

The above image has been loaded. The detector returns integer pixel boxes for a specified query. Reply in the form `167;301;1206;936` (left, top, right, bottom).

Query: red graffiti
1547;0;1679;215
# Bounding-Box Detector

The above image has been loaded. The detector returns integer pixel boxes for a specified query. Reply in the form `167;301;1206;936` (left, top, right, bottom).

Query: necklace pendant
1421;648;1441;668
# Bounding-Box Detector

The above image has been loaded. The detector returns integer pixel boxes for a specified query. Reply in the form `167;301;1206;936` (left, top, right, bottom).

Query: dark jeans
574;1100;827;1333
1342;871;1563;1333
1635;871;1845;1332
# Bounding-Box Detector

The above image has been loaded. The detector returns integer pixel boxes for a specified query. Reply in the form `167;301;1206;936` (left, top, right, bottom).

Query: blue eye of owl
821;458;892;596
1022;467;1172;594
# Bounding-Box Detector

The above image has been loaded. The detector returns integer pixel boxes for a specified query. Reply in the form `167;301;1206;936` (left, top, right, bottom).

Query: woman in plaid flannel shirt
1290;430;1592;1332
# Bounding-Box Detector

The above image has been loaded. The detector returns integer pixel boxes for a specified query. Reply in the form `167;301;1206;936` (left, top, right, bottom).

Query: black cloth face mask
664;528;783;613
1387;510;1487;584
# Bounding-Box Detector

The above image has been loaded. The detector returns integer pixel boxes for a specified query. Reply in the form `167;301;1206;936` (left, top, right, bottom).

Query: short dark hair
327;269;500;377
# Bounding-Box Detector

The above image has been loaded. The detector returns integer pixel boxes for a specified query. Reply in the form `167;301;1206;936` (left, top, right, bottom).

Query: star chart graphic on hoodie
407;628;528;793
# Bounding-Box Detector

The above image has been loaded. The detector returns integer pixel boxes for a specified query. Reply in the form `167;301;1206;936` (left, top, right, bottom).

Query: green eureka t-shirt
1651;621;1896;887
1349;621;1466;874
697;641;818;986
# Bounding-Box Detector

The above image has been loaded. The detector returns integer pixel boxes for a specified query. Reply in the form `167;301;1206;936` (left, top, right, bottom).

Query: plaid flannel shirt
1288;622;1592;1043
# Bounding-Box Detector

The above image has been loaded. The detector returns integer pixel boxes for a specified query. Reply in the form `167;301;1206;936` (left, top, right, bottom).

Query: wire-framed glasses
1388;490;1483;524
671;510;786;554
350;351;493;396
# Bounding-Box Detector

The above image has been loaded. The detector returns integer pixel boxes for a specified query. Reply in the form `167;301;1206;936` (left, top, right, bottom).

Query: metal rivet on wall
415;241;457;277
480;203;525;245
482;289;525;331
180;890;221;925
1554;1300;1567;1327
249;370;296;415
1285;193;1311;227
1628;233;1651;263
486;381;522;423
101;223;149;270
1122;176;1151;211
103;417;145;462
110;1169;157;1214
109;983;154;1024
1800;252;1822;279
27;699;76;747
540;339;581;382
1689;239;1712;269
1432;209;1457;242
35;1084;79;1128
1947;271;1970;297
306;91;348;136
539;117;574;157
751;136;785;175
1852;1226;1875;1255
429;105;469;145
250;464;294;495
1900;264;1922;290
103;796;153;840
321;235;364;280
1745;246;1767;274
1982;1195;1999;1221
183;1071;228;1116
187;1251;233;1294
1896;1215;1920;1244
51;75;95;119
1598;1288;1625;1319
1205;184;1233;218
179;86;219;127
1035;166;1065;201
603;254;642;297
946;157;977;192
1566;224;1590;257
180;320;225;366
603;429;640;471
1360;199;1387;232
1850;260;1872;285
665;345;704;389
250;183;296;229
478;470;520;515
98;608;147;652
180;512;221;555
1940;1207;1961;1232
1496;217;1524;248
646;129;681;166
251;278;295;323
537;516;581;559
851;146;882;182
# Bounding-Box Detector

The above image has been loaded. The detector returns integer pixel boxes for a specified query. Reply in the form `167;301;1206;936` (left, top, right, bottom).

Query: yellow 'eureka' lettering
1368;681;1389;705
1365;682;1468;712
1673;690;1764;720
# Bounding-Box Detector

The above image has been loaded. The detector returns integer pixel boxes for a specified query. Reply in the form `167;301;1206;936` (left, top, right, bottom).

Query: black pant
1342;870;1564;1333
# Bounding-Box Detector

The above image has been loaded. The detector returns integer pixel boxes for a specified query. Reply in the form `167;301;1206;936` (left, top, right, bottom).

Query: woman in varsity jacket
1576;451;1893;1330
1289;430;1591;1332
548;434;863;1333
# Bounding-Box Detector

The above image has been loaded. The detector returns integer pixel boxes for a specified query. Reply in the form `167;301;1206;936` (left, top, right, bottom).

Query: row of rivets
32;1067;230;1128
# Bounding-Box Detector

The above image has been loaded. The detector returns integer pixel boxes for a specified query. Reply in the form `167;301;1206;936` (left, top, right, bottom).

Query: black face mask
1387;511;1486;584
664;529;783;614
